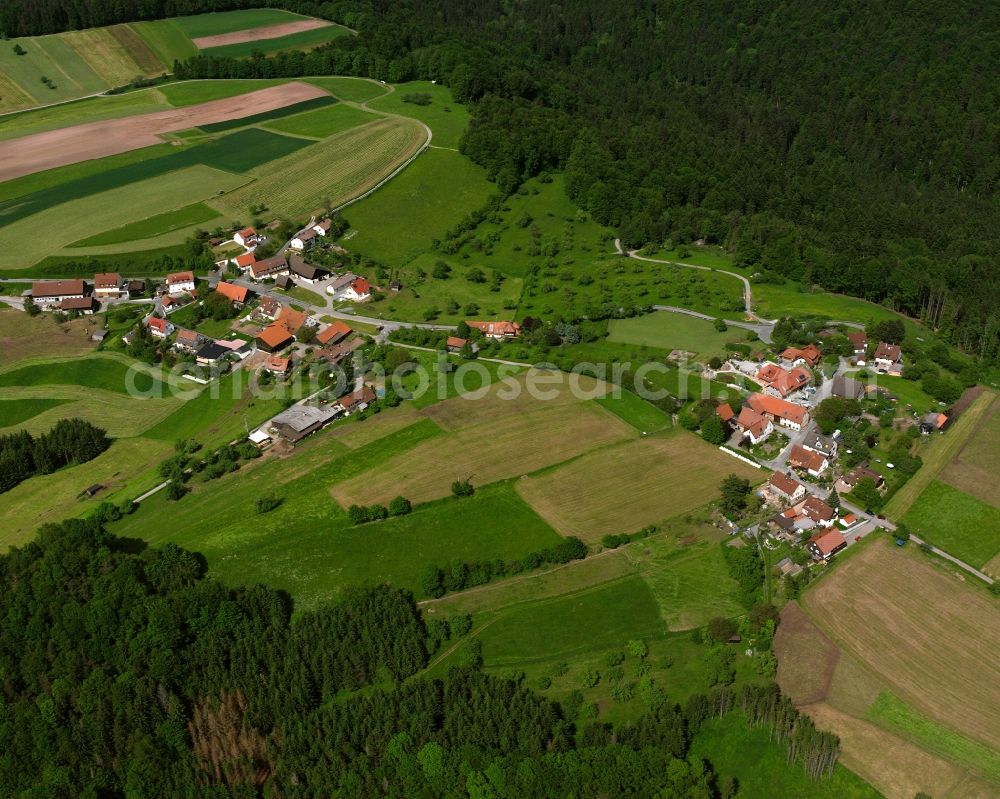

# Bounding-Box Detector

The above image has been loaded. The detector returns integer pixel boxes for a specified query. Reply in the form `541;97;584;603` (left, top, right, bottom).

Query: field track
192;20;331;49
0;82;328;181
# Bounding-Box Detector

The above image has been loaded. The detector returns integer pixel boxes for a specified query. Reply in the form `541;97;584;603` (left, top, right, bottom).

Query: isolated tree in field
166;481;187;501
870;318;905;344
627;639;648;659
718;473;751;517
701;414;726;445
432;261;451;279
713;318;728;332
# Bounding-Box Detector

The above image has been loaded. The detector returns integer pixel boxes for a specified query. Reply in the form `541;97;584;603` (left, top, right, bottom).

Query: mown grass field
367;81;471;150
174;9;311;38
593;391;671;433
901;480;1000;568
342;148;494;265
129;20;198;66
265;102;380;138
608;311;737;358
939;396;1000;509
211;116;425;220
198;94;336;132
0;356;165;396
68;202;219;247
515;432;760;543
753;280;904;324
0;398;70;427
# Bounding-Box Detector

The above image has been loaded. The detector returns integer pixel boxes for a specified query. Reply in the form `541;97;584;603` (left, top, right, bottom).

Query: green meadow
901;480;1000;568
0;398;71;427
0;357;164;396
201;26;352;60
608;311;737;358
594;391;671;433
367;81;472;149
173;9;311;38
69;203;219;247
265;103;379;138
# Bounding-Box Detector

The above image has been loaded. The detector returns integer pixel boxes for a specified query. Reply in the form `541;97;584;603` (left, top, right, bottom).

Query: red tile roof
32;279;84;298
447;336;469;349
769;471;803;498
147;316;169;333
789;445;826;473
237;227;257;239
467;320;521;337
716;403;735;422
93;272;121;289
802;495;836;522
265;355;291;373
257;323;293;350
316;321;352;345
746;393;807;426
236;252;257;268
874;342;901;361
811;529;847;557
756;363;811;397
847;331;868;349
214;281;249;304
166;271;194;285
351;277;370;295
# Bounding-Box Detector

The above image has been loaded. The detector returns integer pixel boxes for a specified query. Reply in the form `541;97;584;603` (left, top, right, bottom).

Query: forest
0;418;110;493
2;0;999;357
0;517;840;796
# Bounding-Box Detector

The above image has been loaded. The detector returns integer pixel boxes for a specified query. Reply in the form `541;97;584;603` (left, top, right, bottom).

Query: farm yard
774;538;1000;799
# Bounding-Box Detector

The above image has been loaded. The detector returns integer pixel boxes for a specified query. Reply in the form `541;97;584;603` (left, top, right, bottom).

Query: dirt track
192;19;332;49
0;82;329;182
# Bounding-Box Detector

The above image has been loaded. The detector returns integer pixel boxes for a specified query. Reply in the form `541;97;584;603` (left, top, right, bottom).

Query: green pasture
0;398;71;427
201;26;351;60
174;9;310;38
641;244;736;270
0;33;106;109
69;203;218;247
265;102;378;138
199;95;336;133
0;356;165;396
157;78;286;106
753;280;902;324
367;80;471;149
342;148;494;265
304;77;390;103
608;311;736;359
873;375;939;414
594;391;671;433
901;480;1000;568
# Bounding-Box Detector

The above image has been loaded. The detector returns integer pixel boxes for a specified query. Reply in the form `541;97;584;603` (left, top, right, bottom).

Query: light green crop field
608;311;737;358
129;20;198;66
264;103;378;138
211;116;425;220
342;148;494;264
367;81;471;149
157;78;287;106
0;89;172;141
0;165;250;268
69;202;219;247
901;480;1000;568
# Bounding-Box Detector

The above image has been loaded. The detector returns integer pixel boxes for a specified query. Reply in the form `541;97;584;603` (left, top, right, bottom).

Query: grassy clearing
0;164;251;268
0;398;70;427
608;311;735;358
157;78;286;106
642;245;736;269
0;356;164;396
883;388;996;519
901;481;1000;568
199;94;336;133
129;20;198;67
303;77;390;103
802;537;1000;753
264;102;378;138
201;26;351;59
594;391;671;433
174;9;310;38
212;116;425;220
332;400;634;508
515;433;760;543
867;692;1000;784
0;437;172;549
689;716;882;799
68;202;218;247
367;81;471;149
872;374;939;414
341;148;493;265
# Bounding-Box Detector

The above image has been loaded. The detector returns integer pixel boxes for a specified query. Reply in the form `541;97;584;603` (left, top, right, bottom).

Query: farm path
909;533;994;585
390;341;531;368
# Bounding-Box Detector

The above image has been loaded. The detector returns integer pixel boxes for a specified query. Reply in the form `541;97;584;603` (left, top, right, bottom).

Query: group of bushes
600;525;657;550
422;536;588;598
348;496;412;525
160;438;261;501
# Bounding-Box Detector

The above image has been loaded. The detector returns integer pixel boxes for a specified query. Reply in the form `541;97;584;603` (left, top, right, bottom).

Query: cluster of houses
30;273;145;314
719;392;808;447
762;471;854;561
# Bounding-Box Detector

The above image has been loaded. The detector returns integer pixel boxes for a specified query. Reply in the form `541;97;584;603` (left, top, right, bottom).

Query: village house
31;279;85;306
808;529;847;560
256;323;294;353
746;393;809;431
466;320;521;339
315;321;352;347
779;343;821;368
873;342;902;372
255;296;281;321
801;496;837;527
312;218;333;237
174;328;203;352
839;513;859;529
290;227;318;251
716;403;735;426
214;281;250;307
320;337;364;367
834;464;885;495
59;296;96;314
767;471;807;504
248;255;289;281
788;444;829;477
234;227;259;249
326;273;359;299
263;355;292;379
289;254;327;283
342;277;371;302
146;316;174;339
337;385;377;415
233;252;257;272
831;374;865;400
736;406;774;445
166;271;195;296
801;428;838;460
847;331;868;361
195;341;230;366
755;362;812;398
93;272;126;300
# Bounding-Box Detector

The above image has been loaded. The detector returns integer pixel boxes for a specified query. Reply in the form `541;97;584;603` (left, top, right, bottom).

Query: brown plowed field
0;82;328;181
192;19;332;49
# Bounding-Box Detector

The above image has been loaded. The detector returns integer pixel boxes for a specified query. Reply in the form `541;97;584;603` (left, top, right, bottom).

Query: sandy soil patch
193;19;332;49
0;82;329;181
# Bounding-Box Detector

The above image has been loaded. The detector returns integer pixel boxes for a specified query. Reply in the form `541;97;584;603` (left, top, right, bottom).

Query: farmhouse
256;323;294;353
146;316;174;339
831;375;865;400
780;344;821;367
835;464;885;494
166;271;195;296
315;321;352;347
801;496;837;527
746;393;808;430
270;404;339;443
756;362;812;398
234;252;257;271
93;272;125;299
736;406;773;445
768;471;807;503
342;278;371;302
31;279;85;306
467;320;521;339
174;328;203;352
447;336;469;353
808;529;847;560
801;428;838;459
847;331;868;359
59;296;96;314
289;254;327;283
873;342;902;372
337;386;376;414
214;281;250;306
789;444;829;477
234;227;259;248
249;255;289;281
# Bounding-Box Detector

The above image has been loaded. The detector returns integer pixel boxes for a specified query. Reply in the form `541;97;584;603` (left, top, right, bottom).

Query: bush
388;496;412;516
255;494;282;514
451;479;474;497
166;481;188;501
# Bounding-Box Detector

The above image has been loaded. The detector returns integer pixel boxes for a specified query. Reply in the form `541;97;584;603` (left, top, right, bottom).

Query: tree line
0;418;110;493
0;517;841;795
